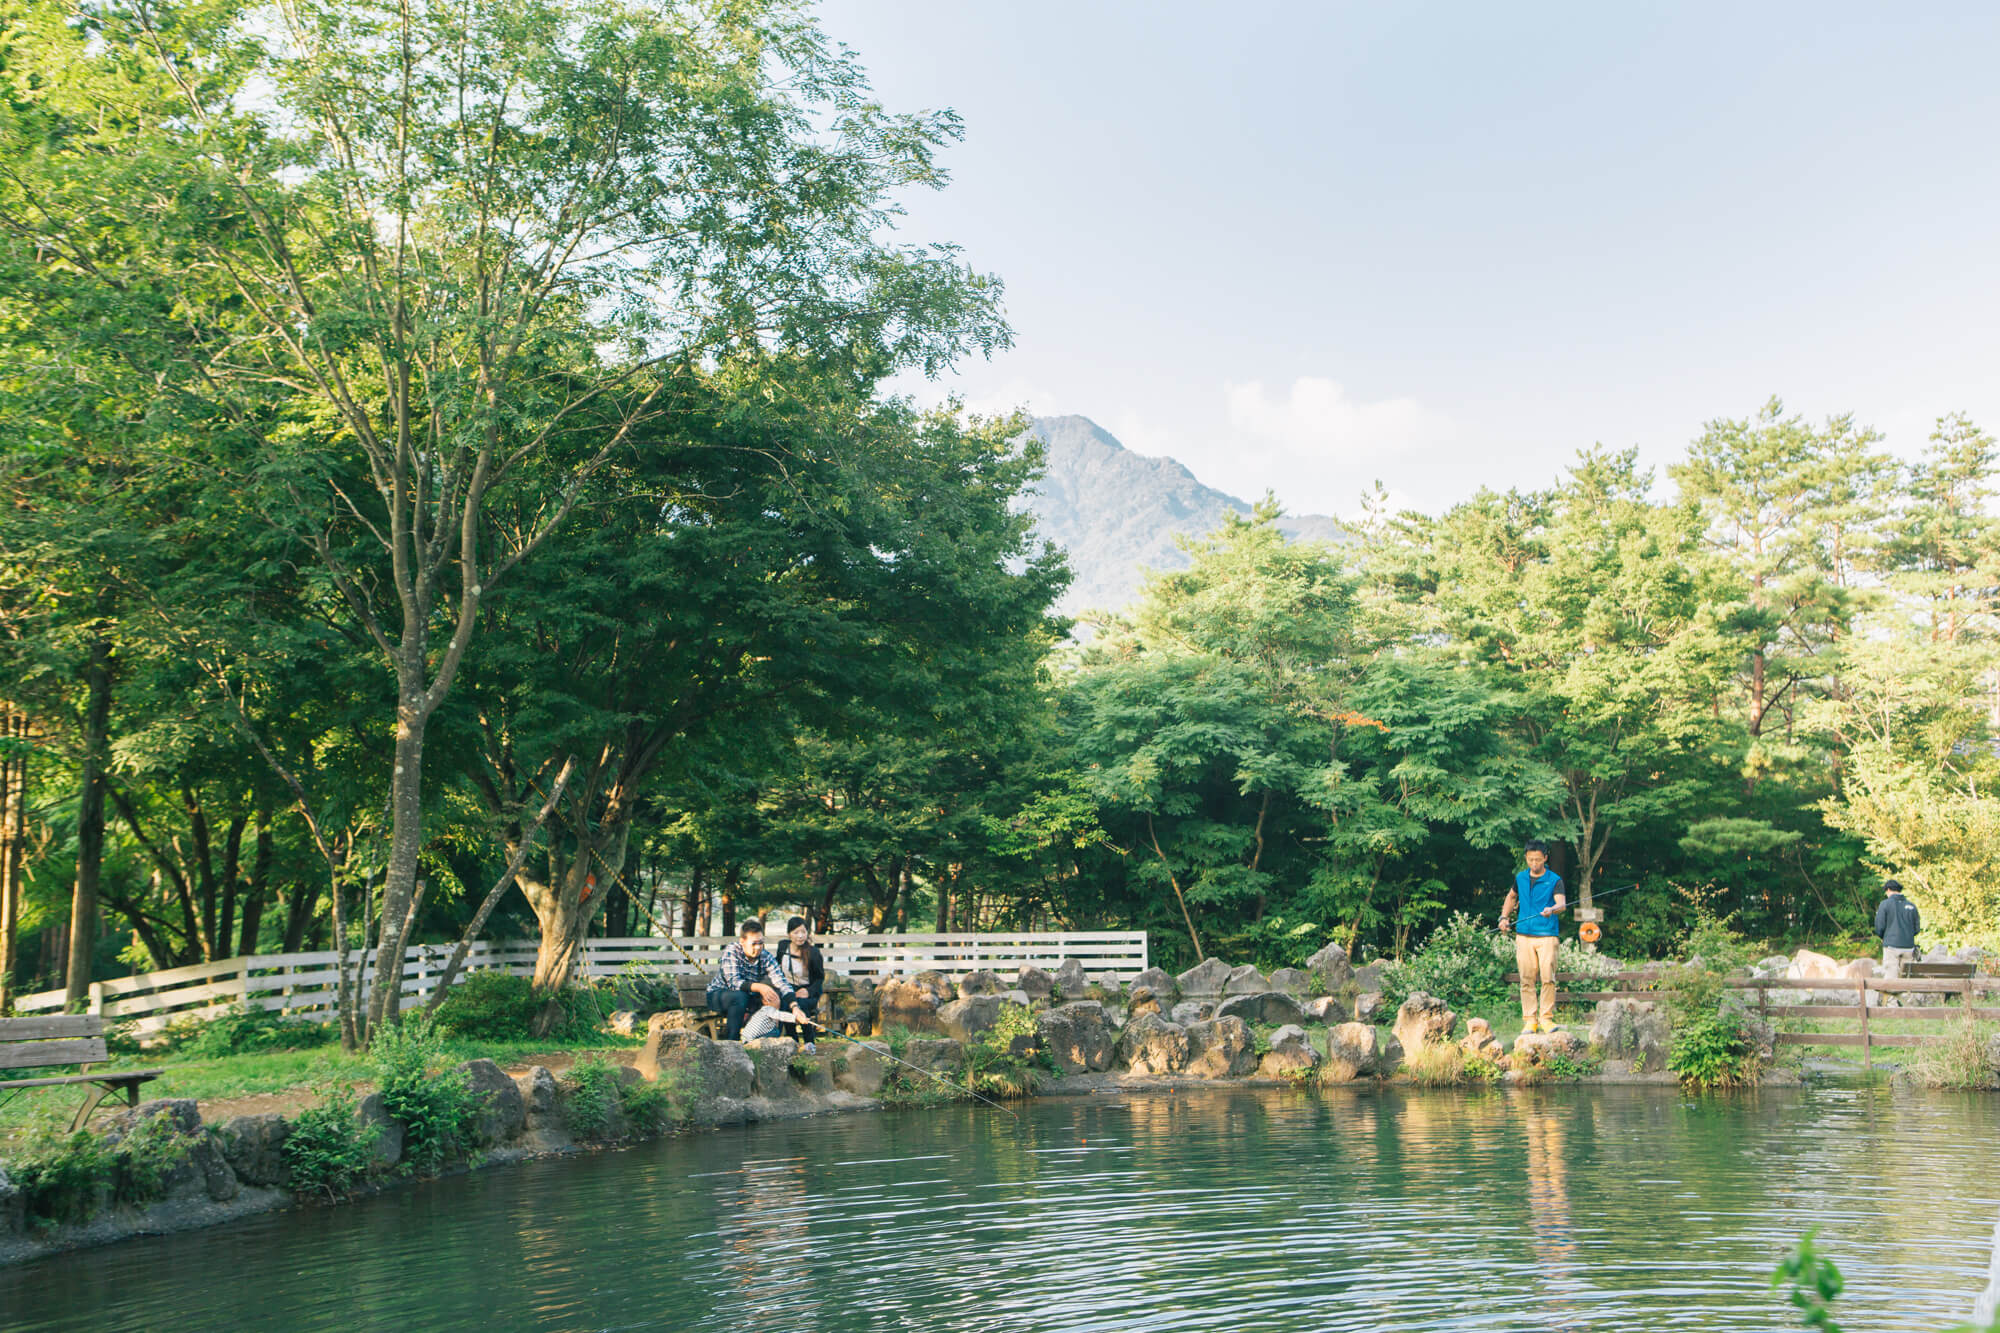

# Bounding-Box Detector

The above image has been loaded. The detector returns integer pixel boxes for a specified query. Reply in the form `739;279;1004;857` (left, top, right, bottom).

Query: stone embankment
1;940;1830;1267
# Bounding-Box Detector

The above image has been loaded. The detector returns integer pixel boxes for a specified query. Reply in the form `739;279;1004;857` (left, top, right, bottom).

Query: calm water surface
4;1084;1996;1331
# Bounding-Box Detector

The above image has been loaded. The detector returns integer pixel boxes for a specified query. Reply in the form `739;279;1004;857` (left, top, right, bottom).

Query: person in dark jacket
772;916;825;1051
1873;879;1921;977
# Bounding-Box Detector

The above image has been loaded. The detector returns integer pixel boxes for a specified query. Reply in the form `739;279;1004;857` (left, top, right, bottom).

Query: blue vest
1515;869;1563;936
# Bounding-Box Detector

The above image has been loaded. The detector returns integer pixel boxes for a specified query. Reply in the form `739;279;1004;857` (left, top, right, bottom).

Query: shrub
1381;912;1512;1013
6;1108;196;1227
1541;1048;1600;1081
283;1089;378;1199
618;1074;679;1135
156;1005;336;1058
370;1013;479;1173
1899;1016;2000;1091
562;1057;625;1139
963;1004;1055;1098
433;970;542;1041
1669;1008;1759;1089
1402;1043;1469;1087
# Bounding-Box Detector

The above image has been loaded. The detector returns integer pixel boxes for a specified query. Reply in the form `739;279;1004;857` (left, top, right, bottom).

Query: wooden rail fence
8;931;1148;1035
1514;966;2000;1068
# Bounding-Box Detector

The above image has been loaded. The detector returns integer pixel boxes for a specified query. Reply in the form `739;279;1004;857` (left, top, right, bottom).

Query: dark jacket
1874;893;1921;950
772;939;824;1004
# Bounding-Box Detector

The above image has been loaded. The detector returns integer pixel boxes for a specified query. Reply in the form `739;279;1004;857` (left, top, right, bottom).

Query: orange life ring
1579;921;1602;944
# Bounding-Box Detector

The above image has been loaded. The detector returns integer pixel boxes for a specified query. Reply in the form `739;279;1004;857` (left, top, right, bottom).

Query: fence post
87;981;104;1016
1861;982;1872;1073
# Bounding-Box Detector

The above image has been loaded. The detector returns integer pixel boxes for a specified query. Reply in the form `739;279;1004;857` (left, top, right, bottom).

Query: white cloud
1215;377;1454;515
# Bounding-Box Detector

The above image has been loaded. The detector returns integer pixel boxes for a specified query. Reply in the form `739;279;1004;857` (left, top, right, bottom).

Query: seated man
705;918;799;1040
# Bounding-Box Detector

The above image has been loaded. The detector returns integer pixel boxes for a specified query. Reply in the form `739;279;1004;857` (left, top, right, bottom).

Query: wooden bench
675;984;725;1039
1903;961;1977;979
0;1015;162;1131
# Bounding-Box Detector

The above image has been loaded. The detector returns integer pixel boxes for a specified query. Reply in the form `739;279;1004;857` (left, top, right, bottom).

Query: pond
4;1084;1996;1331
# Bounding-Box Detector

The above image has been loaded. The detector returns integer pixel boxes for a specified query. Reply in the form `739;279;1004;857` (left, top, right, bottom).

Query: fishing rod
611;872;1020;1121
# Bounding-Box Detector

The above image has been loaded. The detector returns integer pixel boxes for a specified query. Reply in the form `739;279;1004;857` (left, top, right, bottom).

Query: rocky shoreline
0;945;1796;1269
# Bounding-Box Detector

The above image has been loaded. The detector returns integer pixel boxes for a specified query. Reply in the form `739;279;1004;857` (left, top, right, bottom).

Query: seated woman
771;916;825;1051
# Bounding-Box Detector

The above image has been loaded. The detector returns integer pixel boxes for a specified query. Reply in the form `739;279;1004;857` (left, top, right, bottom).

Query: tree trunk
895;860;910;934
682;865;704;937
237;816;274;955
720;865;738;937
0;706;23;1012
366;695;429;1034
216;813;247;963
281;870;317;953
65;633;113;1005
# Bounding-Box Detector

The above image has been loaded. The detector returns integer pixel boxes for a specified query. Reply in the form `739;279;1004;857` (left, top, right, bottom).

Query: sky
816;1;2000;517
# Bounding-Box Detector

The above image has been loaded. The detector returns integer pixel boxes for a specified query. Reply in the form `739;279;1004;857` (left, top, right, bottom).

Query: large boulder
1787;949;1843;980
1216;991;1309;1028
1258;1025;1320;1078
214;1113;291;1188
1268;968;1312;997
515;1065;559;1117
1127;987;1163;1019
1089;973;1126;995
1324;1023;1394;1080
1177;957;1232;998
1117;1013;1192;1075
938;995;1004;1043
1353;992;1385;1024
743;1037;811;1102
1512;1028;1587;1068
1185;1016;1257;1078
1392;992;1458;1052
1985;1033;2000;1080
1223;965;1270;996
107;1100;237;1203
1014;966;1055;1002
1351;961;1387;993
957;970;1005;998
1589;998;1670;1073
1037;1001;1115;1073
1130;967;1178;1000
1171;1000;1214;1027
1305;942;1355;992
358;1091;404;1169
1460;1018;1506;1063
911;971;957;1005
1053;958;1090;997
832;1042;892;1098
457;1058;528;1146
875;976;945;1035
633;1024;756;1123
1304;995;1349;1024
903;1038;966;1073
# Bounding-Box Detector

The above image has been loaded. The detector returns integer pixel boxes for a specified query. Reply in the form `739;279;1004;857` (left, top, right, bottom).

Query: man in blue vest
1500;839;1567;1033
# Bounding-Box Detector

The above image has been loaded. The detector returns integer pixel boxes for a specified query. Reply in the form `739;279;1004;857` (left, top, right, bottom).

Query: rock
633;1025;756;1123
1324;1023;1392;1080
1176;957;1233;997
1130;967;1178;999
1223;965;1270;995
605;1009;642;1037
1037;1001;1115;1074
358;1092;404;1169
1185;1016;1257;1078
1305;942;1355;992
1002;989;1032;1008
1460;1018;1506;1062
1985;1033;2000;1077
1351;961;1386;993
911;971;957;1005
1053;958;1089;997
1127;986;1164;1019
903;1038;965;1073
108;1100;238;1203
214;1114;290;1188
457;1059;528;1146
1588;998;1670;1073
649;1009;704;1033
1216;991;1309;1028
1305;995;1349;1024
1720;996;1777;1062
1787;949;1842;980
875;976;945;1035
1268;968;1312;997
957;970;1005;998
0;1167;20;1238
937;995;1004;1043
1841;958;1877;982
743;1037;809;1101
833;1042;892;1097
1014;966;1055;1002
1353;991;1385;1024
1117;1013;1192;1075
1258;1024;1320;1077
1757;954;1793;974
1512;1028;1587;1066
1171;1000;1214;1026
1392;992;1458;1052
515;1066;559;1117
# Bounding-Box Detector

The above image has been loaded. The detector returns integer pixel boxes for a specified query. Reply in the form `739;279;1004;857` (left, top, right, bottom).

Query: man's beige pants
1516;933;1559;1026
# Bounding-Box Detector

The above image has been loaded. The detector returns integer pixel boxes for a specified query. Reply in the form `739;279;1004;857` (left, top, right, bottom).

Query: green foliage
963;1004;1055;1098
1540;1048;1600;1081
368;1015;478;1174
1380;912;1513;1013
1773;1231;1846;1331
561;1057;626;1140
1669;1009;1758;1089
282;1089;378;1200
1899;1016;2000;1091
3;1110;195;1227
618;1075;679;1137
166;1007;337;1059
434;972;545;1042
1402;1043;1470;1086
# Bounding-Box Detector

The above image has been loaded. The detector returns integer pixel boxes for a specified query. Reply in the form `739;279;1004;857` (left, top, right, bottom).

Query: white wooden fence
9;932;1148;1034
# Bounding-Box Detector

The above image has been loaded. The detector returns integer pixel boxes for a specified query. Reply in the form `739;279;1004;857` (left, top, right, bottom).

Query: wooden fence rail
9;931;1148;1035
1510;968;2000;1067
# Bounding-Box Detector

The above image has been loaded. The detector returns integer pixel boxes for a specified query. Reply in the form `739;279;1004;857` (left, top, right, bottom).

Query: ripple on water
2;1085;1996;1332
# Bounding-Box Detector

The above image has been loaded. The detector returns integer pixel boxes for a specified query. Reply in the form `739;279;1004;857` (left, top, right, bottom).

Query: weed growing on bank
1900;1016;2000;1091
3;1107;196;1228
370;1015;479;1173
282;1089;378;1200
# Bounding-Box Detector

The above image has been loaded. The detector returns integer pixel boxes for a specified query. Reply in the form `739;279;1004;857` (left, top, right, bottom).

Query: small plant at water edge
4;1108;197;1227
562;1057;625;1139
1899;1016;2000;1091
369;1013;479;1173
1670;1008;1758;1089
1402;1043;1470;1087
283;1088;379;1199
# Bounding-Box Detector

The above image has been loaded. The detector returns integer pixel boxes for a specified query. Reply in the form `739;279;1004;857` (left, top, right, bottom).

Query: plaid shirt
709;943;791;1002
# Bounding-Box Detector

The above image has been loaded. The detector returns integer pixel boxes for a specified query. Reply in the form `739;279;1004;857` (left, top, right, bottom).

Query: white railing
9;931;1147;1034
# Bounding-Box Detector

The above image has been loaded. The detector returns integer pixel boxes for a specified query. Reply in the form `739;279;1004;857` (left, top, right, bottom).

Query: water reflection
2;1086;1996;1332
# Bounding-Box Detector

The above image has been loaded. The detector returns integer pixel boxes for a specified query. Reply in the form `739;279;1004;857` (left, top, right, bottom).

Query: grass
0;1032;641;1141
